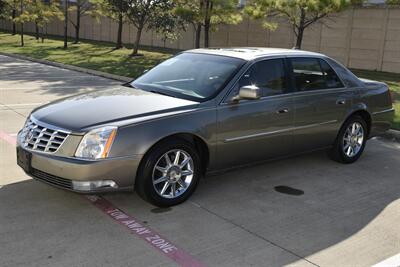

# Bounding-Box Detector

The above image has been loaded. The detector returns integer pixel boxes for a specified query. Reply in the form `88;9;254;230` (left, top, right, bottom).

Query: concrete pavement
1;54;400;267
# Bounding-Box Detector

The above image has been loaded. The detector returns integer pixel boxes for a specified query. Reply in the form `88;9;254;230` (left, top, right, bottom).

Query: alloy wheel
152;149;194;199
342;122;364;157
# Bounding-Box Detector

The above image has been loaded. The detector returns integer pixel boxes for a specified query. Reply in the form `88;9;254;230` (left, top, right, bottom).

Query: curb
380;129;400;143
0;52;132;82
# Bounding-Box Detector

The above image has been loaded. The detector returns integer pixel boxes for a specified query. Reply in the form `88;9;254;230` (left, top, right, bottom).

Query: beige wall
1;7;399;73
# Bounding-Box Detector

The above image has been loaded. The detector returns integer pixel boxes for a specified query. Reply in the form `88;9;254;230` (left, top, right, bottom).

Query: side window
237;59;288;97
325;58;360;88
290;58;326;91
319;59;344;89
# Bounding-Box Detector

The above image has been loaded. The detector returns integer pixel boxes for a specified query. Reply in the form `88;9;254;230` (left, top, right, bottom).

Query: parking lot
1;54;400;267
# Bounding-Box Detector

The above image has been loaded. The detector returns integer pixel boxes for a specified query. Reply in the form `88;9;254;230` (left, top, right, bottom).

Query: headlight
75;126;117;159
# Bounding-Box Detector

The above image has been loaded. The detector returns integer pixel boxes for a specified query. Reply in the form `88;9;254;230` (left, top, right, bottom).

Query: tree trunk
203;0;212;48
20;24;24;46
204;22;210;48
35;23;39;40
295;27;304;49
20;0;23;46
195;23;201;48
116;12;123;49
63;0;68;49
195;0;204;48
132;25;143;56
74;3;80;43
294;8;306;49
12;8;16;35
41;26;45;43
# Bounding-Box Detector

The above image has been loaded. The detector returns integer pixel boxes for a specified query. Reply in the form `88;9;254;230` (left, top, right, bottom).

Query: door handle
336;99;346;105
276;108;289;114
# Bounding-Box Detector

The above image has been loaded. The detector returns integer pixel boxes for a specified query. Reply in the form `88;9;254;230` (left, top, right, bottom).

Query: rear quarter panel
354;80;393;136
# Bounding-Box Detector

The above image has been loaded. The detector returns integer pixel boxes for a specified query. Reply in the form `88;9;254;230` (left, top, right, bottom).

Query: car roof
185;47;324;61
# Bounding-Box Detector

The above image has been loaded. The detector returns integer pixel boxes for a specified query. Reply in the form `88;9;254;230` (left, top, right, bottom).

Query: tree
125;0;176;56
63;0;68;48
90;0;129;49
2;0;18;34
30;0;62;42
0;0;6;17
245;0;358;49
174;0;241;48
386;0;400;5
174;0;203;48
13;0;31;46
69;0;92;43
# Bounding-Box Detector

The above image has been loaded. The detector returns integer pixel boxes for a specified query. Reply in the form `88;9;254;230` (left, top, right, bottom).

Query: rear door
288;57;355;152
216;58;294;168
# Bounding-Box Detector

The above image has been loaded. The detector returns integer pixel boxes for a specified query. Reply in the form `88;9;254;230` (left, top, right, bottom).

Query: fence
1;6;399;73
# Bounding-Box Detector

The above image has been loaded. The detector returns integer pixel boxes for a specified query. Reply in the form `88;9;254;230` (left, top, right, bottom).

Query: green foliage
90;0;128;22
174;0;242;32
123;0;180;54
0;0;6;18
12;0;31;24
125;0;174;30
68;0;92;17
174;0;241;47
29;0;63;28
386;0;400;5
245;0;356;48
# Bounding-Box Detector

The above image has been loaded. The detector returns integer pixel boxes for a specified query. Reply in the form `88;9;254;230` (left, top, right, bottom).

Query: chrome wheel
152;149;194;199
342;122;364;157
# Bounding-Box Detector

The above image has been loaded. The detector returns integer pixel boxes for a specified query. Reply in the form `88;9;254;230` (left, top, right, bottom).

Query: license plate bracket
17;146;32;173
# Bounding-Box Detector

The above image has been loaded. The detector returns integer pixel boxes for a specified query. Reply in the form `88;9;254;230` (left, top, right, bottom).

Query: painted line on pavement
0;130;205;267
0;130;17;145
372;253;400;267
86;195;206;267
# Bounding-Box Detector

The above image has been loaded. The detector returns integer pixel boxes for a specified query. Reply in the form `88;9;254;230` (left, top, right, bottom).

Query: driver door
216;58;295;168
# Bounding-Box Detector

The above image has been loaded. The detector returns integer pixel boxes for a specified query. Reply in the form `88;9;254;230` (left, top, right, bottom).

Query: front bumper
17;144;142;193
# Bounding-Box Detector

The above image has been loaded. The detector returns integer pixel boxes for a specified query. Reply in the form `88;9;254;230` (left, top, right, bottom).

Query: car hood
31;86;199;133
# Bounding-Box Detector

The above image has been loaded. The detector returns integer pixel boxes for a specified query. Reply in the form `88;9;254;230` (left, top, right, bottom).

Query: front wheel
135;139;202;207
329;115;368;164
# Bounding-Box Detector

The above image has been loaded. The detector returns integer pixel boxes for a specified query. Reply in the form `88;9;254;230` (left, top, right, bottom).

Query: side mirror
231;85;261;102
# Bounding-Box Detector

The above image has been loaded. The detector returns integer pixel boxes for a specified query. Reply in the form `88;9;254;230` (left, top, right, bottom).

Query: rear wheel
329;115;368;164
136;139;201;207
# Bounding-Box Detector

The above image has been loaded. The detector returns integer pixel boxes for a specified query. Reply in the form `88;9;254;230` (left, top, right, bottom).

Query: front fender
109;107;217;166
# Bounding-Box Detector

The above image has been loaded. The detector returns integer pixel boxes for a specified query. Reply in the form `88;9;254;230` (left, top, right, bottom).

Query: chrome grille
21;119;69;153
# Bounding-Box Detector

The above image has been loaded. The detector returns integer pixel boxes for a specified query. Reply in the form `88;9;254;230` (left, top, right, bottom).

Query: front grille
21;119;69;153
31;168;73;189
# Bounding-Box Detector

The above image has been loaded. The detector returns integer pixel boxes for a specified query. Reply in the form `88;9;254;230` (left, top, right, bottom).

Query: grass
0;31;175;78
1;31;399;129
352;69;400;130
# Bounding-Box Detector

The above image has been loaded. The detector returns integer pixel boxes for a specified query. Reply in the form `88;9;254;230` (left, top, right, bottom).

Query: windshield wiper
149;90;175;98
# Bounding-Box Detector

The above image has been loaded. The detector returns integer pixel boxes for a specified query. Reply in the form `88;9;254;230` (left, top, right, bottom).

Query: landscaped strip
0;32;174;78
0;31;399;130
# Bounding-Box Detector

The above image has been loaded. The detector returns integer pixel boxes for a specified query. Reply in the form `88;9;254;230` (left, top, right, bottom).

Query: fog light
72;180;118;191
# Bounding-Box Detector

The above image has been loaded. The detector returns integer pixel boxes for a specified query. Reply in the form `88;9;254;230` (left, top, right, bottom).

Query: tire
329;115;368;164
135;138;202;207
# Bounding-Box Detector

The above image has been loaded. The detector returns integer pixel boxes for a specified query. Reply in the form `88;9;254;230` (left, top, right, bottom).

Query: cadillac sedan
16;48;394;206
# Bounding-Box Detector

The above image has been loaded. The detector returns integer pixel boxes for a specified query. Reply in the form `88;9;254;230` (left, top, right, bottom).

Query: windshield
131;53;245;102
